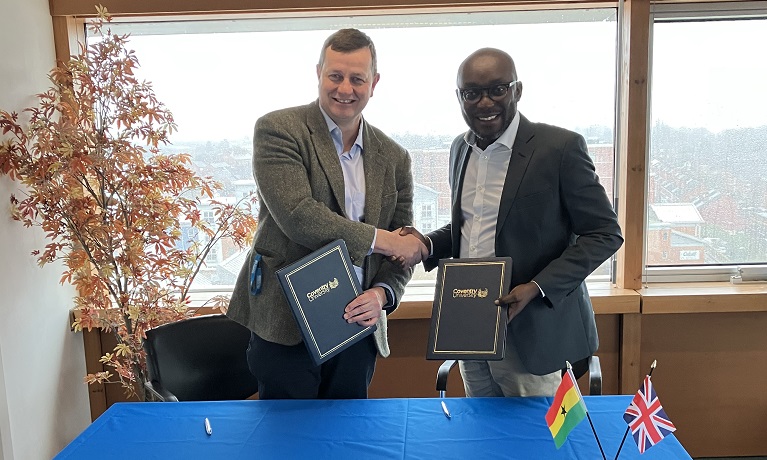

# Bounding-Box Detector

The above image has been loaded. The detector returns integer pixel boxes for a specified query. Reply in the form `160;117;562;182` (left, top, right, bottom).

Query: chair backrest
569;356;590;381
144;314;259;401
562;355;602;396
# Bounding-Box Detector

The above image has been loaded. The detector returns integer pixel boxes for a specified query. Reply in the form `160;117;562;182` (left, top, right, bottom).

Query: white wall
0;0;91;458
0;350;9;460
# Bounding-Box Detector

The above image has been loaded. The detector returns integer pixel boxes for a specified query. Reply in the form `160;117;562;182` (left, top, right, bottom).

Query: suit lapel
362;122;384;227
452;141;471;206
496;115;535;236
307;102;348;218
451;139;471;255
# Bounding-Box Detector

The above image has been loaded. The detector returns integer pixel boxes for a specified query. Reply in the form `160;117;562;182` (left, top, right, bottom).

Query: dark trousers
246;331;377;399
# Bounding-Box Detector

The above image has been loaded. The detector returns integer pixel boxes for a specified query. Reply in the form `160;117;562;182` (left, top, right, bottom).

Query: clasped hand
375;227;428;269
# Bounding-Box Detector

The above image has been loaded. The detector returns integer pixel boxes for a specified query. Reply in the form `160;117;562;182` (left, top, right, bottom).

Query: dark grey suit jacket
426;114;623;375
227;101;414;358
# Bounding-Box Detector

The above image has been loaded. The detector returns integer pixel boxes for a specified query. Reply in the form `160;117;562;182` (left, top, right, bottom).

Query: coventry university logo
452;287;489;299
307;278;340;302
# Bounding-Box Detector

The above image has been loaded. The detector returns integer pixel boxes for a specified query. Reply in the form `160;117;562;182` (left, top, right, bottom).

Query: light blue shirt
326;117;366;223
319;107;395;306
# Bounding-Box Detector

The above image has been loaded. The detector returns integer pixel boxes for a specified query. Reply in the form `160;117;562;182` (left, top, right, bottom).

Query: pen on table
204;417;212;435
441;400;451;419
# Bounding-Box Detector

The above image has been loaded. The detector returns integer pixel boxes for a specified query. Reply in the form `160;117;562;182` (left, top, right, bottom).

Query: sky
98;11;767;143
651;19;767;132
104;11;618;142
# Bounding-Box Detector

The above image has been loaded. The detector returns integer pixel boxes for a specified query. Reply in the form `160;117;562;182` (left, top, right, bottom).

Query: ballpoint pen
204;417;212;435
441;400;452;419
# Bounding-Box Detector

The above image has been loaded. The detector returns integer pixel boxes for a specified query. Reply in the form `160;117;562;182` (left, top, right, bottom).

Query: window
92;7;618;290
422;204;433;220
202;210;215;226
647;4;767;280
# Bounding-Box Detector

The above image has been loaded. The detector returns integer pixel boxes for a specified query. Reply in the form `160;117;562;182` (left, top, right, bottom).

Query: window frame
80;4;623;295
644;1;767;283
49;0;683;293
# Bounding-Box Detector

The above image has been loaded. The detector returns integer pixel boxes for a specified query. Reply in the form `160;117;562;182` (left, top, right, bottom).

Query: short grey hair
318;28;377;75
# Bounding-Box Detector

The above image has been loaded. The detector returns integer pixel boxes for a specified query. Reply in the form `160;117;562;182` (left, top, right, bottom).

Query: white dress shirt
459;112;520;259
459;112;545;297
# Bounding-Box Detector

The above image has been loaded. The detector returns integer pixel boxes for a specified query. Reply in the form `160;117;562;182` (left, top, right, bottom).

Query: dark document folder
276;239;375;366
427;257;512;360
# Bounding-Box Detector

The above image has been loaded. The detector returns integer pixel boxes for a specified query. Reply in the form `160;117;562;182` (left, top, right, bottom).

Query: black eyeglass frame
456;80;520;103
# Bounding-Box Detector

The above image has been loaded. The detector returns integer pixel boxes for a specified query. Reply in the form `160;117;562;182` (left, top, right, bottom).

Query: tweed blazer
227;101;414;358
425;114;623;375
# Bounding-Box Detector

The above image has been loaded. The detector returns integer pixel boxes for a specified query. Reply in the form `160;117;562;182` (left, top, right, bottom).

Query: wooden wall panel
640;312;767;457
370;319;465;398
370;315;621;399
594;314;620;395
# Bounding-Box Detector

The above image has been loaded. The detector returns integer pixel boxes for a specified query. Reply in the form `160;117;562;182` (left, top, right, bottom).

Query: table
56;396;691;459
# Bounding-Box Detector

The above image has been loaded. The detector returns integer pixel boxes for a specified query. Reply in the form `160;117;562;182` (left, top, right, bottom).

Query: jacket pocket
512;188;553;209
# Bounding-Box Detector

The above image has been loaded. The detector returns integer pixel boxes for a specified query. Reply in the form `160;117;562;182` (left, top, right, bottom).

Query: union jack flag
623;375;677;454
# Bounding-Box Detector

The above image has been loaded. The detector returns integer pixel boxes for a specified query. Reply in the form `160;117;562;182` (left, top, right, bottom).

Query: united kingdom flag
623;375;677;454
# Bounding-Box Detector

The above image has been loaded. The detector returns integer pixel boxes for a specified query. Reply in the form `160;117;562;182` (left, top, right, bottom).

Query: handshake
374;226;430;269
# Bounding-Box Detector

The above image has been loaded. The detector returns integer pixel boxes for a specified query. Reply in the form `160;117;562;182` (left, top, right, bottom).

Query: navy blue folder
427;257;512;360
276;239;376;366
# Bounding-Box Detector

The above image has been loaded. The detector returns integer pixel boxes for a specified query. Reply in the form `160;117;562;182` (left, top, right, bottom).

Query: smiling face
457;49;522;149
317;47;379;133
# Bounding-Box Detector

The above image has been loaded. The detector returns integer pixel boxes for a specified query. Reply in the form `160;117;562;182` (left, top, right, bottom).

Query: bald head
457;48;517;88
456;48;522;149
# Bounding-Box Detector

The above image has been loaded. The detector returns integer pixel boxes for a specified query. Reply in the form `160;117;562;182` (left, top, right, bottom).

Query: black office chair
570;355;602;396
436;355;602;397
143;314;259;402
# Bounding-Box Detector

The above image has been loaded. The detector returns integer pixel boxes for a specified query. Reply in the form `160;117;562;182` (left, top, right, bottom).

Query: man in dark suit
227;29;425;399
406;48;623;397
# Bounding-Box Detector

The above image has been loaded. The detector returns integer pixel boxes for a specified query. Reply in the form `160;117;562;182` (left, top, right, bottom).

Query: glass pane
88;8;618;290
649;18;767;266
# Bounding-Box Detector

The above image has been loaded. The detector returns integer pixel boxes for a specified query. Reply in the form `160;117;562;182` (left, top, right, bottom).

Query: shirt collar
319;105;365;156
464;111;521;152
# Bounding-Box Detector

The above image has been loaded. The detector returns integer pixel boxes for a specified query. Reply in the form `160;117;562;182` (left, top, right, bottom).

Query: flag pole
613;360;657;460
567;361;606;460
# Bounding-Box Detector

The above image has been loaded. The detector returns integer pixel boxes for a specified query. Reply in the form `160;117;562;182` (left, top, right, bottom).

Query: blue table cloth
56;395;691;459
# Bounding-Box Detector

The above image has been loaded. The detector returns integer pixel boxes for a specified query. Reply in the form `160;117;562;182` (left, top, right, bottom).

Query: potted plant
0;7;257;399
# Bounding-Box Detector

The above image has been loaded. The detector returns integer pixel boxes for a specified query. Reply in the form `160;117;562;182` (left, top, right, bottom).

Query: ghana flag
545;368;587;449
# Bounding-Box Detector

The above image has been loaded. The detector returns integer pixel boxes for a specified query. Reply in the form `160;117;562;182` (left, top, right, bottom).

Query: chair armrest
588;356;602;396
145;380;179;402
436;360;458;393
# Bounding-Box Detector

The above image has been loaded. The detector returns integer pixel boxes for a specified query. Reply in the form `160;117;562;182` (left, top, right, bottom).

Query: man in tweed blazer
227;29;424;399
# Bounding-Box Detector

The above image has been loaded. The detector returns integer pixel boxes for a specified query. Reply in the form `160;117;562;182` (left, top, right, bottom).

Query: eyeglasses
457;81;520;103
